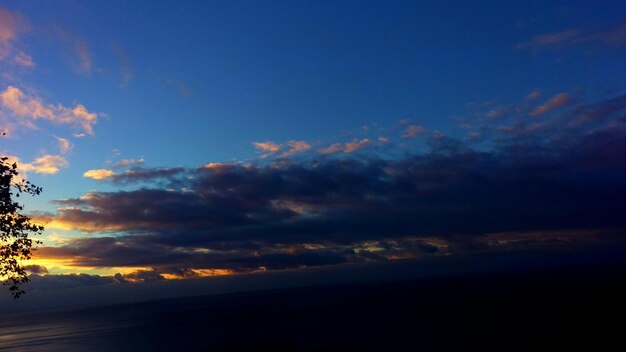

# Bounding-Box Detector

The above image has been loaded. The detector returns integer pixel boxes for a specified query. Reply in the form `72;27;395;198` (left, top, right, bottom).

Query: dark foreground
1;264;624;351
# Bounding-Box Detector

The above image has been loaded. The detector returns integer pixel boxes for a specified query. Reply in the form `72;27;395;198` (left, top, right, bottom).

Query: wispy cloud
344;139;370;153
318;143;343;155
0;5;32;65
111;158;144;169
318;139;373;155
53;26;92;75
55;136;72;154
530;93;572;117
111;42;133;87
0;85;98;134
280;141;311;157
0;7;21;44
402;125;425;138
11;50;34;68
516;24;626;51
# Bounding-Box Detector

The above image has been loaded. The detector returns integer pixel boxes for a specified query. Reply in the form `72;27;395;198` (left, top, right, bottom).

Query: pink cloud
55;136;72;154
0;85;98;134
516;24;626;51
254;141;281;153
111;42;133;87
0;6;30;63
318;143;342;155
516;29;582;50
0;6;27;44
54;26;92;74
11;50;34;67
344;139;370;153
530;93;572;117
281;140;311;157
402;124;425;138
525;89;542;101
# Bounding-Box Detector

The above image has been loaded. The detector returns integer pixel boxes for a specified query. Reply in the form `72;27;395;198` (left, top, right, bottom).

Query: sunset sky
0;0;624;293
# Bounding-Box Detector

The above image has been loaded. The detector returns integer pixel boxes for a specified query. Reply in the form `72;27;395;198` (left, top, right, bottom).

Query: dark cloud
27;273;118;291
114;269;164;283
24;265;48;274
110;167;185;184
43;94;626;273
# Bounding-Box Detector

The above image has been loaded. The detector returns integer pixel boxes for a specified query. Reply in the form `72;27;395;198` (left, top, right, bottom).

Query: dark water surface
1;265;624;351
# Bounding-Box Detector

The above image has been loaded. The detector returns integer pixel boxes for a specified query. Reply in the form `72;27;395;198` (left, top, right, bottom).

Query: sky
0;0;625;298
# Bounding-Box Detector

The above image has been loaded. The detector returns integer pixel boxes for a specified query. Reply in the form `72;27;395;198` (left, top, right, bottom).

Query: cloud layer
40;93;626;276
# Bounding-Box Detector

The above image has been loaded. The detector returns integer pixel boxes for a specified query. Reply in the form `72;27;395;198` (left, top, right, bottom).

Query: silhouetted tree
0;152;43;298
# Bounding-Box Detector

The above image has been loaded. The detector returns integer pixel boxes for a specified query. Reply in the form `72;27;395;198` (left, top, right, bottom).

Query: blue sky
0;1;625;287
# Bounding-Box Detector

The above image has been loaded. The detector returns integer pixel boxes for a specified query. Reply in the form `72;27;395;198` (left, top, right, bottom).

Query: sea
0;264;624;351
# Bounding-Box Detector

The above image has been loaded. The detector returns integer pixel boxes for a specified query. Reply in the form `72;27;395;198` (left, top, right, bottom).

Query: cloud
53;26;92;74
26;273;118;290
0;85;98;134
24;265;49;274
530;93;572;116
526;89;542;101
55;136;72;154
280;141;311;157
318;143;342;155
10;154;69;175
0;6;29;62
35;93;626;276
254;141;281;153
114;269;164;283
516;24;626;51
83;169;115;180
11;50;34;68
111;158;144;169
83;166;185;184
402;125;425;138
344;139;370;153
0;7;20;43
111;42;133;86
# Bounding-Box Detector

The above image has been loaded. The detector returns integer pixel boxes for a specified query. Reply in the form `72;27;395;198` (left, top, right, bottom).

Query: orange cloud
0;85;98;134
281;140;311;157
83;169;115;180
6;154;69;175
318;143;342;155
22;155;68;175
344;139;370;153
254;141;281;153
530;93;572;117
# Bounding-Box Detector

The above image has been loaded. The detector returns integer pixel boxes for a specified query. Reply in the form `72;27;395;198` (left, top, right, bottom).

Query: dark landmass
1;262;625;351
